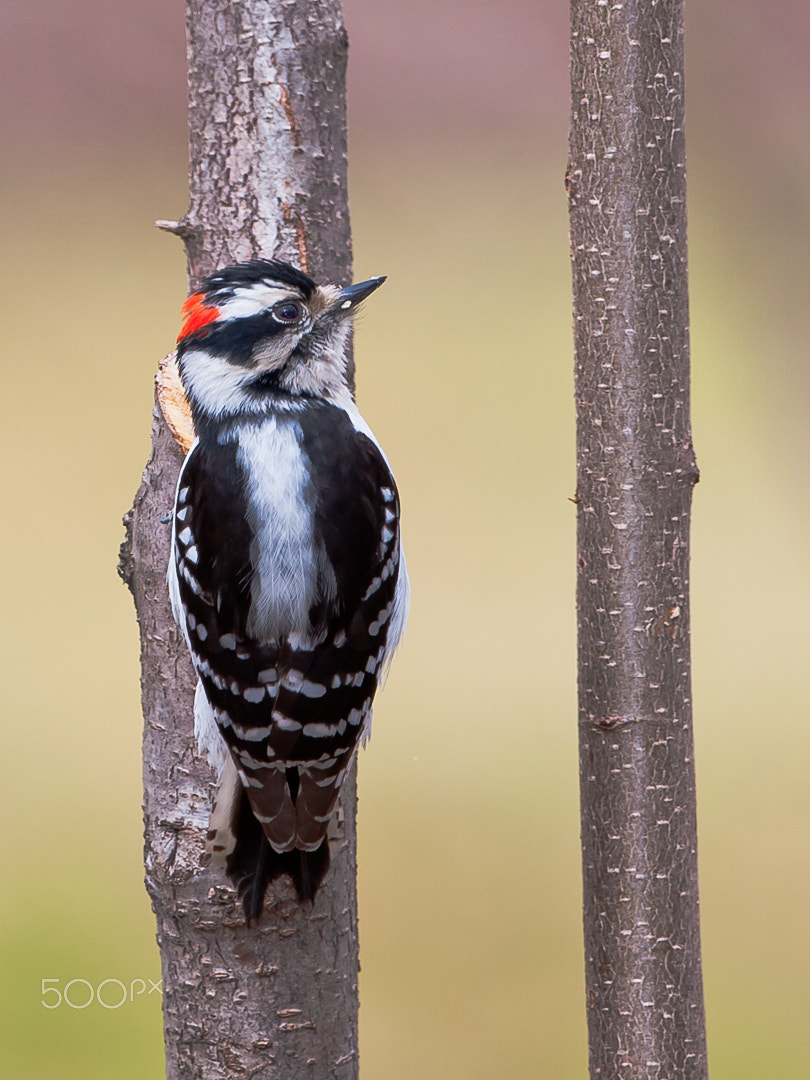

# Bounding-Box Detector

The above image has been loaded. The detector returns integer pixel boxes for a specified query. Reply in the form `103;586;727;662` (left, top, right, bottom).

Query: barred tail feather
206;758;241;866
225;787;331;923
290;839;330;903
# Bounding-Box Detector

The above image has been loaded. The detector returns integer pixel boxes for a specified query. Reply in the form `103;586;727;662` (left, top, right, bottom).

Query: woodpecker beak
334;276;386;312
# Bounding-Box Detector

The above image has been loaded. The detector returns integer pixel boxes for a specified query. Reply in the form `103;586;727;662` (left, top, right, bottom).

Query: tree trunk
567;0;708;1076
118;2;359;1077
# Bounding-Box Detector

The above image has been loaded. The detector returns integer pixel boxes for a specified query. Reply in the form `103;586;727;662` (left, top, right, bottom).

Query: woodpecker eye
272;300;303;325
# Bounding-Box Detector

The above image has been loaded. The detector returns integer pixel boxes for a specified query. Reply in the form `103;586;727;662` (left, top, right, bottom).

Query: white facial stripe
179;280;375;420
217;282;304;321
180;347;261;417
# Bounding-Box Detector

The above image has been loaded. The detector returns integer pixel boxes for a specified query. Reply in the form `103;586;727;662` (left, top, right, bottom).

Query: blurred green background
1;2;808;1077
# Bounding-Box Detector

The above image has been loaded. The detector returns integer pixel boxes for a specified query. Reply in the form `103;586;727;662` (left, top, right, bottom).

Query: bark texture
119;2;359;1077
567;0;708;1076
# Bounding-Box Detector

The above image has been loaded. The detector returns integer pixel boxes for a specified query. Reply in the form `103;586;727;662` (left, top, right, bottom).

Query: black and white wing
168;404;407;916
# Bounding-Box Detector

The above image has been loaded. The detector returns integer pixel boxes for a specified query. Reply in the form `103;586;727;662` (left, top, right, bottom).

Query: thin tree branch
568;0;708;1075
119;2;359;1077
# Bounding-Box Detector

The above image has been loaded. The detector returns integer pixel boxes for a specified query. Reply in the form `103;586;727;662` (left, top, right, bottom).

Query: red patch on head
177;292;221;342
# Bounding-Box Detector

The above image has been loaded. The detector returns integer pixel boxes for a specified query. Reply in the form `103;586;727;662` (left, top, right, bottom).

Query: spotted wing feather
171;405;402;914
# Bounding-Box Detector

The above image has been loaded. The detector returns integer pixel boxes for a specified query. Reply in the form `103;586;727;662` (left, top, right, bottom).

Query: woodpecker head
175;259;385;425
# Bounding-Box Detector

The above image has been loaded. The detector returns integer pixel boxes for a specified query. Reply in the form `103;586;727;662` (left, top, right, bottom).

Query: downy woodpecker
168;259;409;921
